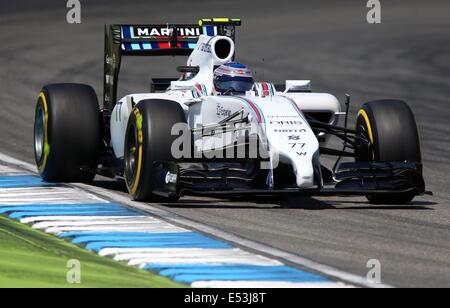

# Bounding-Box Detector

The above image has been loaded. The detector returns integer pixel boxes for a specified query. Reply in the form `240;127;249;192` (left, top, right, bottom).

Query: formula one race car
33;18;426;204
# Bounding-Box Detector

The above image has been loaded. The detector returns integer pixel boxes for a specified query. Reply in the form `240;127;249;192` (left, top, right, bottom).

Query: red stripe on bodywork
240;97;263;123
158;42;171;49
261;83;270;97
196;84;203;97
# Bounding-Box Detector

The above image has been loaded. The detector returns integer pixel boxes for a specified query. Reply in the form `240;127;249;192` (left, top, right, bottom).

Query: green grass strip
0;216;185;288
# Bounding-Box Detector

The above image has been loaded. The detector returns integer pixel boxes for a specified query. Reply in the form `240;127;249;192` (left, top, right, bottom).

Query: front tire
124;99;187;201
34;84;100;182
355;99;422;204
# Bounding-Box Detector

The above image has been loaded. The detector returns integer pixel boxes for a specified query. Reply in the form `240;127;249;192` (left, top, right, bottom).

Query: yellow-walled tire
355;99;422;204
124;99;186;201
34;84;100;182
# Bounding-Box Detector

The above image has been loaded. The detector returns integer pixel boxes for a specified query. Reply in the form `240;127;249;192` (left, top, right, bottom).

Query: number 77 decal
289;143;307;156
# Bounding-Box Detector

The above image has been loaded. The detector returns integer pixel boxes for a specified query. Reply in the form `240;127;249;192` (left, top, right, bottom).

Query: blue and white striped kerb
0;163;347;288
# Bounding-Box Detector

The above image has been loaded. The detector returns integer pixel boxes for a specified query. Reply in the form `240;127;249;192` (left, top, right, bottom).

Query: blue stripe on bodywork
142;43;152;50
203;26;216;36
122;26;132;39
150;42;159;49
201;84;208;96
270;83;275;95
222;96;266;124
121;27;134;51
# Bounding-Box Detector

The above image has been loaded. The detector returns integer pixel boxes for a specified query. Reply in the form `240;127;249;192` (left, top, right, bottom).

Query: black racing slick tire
34;84;100;182
355;99;422;204
124;99;187;202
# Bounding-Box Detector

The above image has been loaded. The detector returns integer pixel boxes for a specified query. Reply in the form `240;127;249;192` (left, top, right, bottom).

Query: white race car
34;18;426;204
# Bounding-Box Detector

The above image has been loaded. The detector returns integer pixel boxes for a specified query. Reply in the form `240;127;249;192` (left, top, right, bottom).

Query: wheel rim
355;117;374;162
125;123;139;188
34;104;45;164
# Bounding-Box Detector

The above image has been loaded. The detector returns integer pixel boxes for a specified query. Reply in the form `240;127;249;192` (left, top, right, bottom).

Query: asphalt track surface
0;0;449;287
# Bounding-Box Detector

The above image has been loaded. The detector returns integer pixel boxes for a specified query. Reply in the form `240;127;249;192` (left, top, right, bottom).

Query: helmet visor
215;77;254;93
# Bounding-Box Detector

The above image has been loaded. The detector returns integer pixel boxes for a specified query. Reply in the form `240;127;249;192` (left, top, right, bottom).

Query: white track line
132;256;284;267
0;155;37;172
112;248;282;265
32;217;167;229
0;186;106;204
99;247;217;257
0;197;100;204
20;215;148;224
0;187;76;194
46;225;187;235
0;165;26;174
0;152;391;288
0;190;80;198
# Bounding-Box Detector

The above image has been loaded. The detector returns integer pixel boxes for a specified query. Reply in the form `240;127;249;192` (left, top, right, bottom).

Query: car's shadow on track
91;179;436;211
319;200;437;210
161;197;437;211
93;179;128;193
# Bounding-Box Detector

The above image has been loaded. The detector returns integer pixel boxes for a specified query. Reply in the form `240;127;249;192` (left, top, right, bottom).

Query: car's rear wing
104;18;242;111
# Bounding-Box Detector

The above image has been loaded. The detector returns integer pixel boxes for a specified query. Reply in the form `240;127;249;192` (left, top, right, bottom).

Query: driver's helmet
213;62;254;94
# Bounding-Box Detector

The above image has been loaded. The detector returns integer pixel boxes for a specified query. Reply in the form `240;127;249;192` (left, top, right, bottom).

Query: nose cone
251;96;320;188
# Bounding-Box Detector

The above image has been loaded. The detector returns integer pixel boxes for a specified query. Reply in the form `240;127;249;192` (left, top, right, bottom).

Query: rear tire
124;99;186;201
355;99;422;204
34;84;100;182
